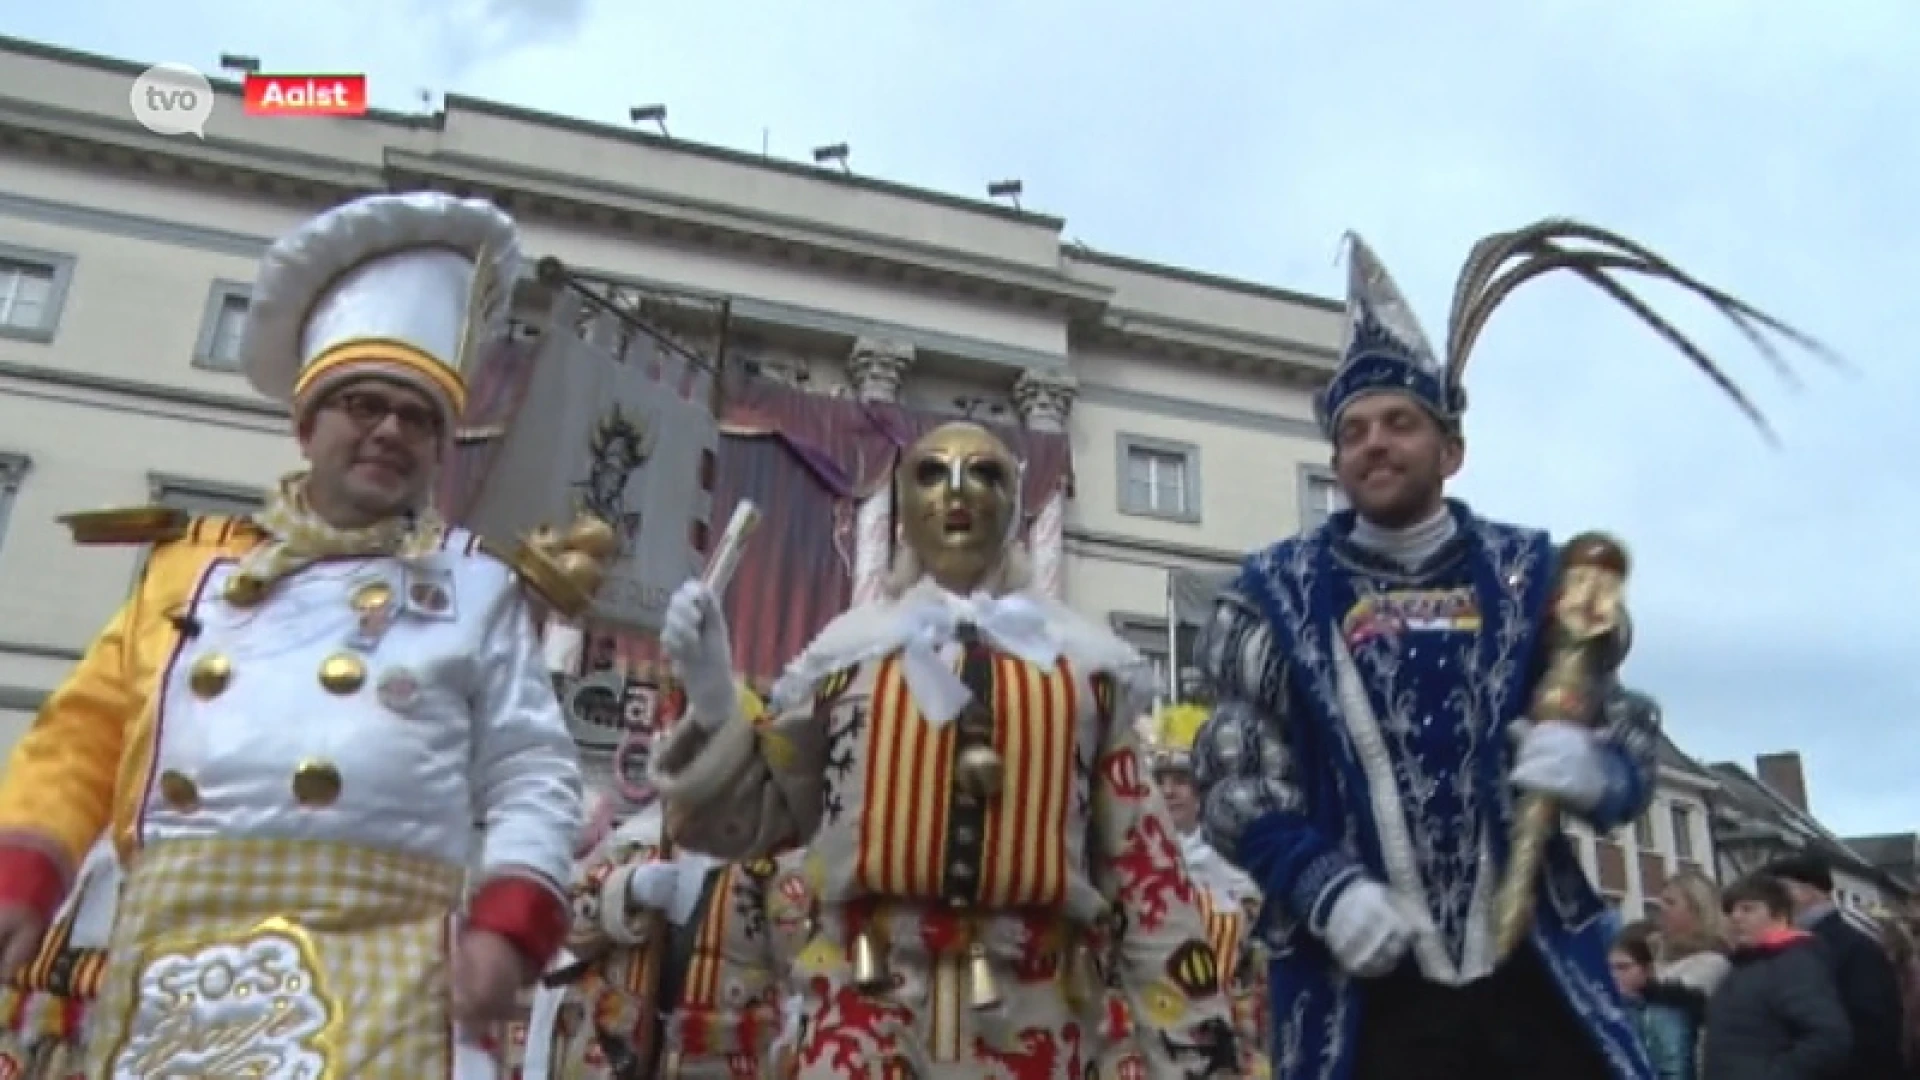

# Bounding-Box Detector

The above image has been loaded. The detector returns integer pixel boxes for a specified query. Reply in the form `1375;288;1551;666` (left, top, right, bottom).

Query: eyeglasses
325;390;443;440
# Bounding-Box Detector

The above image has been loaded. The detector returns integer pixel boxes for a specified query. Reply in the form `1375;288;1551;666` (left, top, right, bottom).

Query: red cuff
468;874;568;975
0;845;68;925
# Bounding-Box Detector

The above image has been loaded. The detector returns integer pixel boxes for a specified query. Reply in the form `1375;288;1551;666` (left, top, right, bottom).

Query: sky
10;0;1917;835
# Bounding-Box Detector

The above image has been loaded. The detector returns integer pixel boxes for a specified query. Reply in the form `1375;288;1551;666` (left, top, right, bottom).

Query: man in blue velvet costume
1189;221;1837;1080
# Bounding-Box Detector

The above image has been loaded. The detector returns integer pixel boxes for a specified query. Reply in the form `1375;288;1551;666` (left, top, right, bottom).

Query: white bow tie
896;591;1061;726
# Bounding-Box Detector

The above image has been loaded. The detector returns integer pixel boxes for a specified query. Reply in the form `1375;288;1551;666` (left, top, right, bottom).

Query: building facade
1563;734;1722;920
1711;751;1912;917
0;35;1348;750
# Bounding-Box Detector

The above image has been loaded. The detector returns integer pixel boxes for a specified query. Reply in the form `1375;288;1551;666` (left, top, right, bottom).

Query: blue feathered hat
1313;221;1845;444
1314;234;1466;437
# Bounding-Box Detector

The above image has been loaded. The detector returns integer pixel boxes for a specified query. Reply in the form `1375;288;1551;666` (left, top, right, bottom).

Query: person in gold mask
647;421;1238;1078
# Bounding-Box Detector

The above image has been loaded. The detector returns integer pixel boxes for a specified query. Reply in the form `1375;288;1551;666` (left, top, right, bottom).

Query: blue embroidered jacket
1191;501;1661;1080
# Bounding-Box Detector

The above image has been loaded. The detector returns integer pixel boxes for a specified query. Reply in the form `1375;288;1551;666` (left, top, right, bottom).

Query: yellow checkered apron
87;837;467;1080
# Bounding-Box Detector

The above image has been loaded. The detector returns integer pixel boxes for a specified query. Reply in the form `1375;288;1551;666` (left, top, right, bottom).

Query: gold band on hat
294;338;469;419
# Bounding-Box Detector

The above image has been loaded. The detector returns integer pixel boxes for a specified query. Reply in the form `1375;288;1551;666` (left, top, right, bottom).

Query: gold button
317;653;366;694
188;653;232;699
349;580;393;615
158;769;200;811
224;573;266;608
291;760;342;806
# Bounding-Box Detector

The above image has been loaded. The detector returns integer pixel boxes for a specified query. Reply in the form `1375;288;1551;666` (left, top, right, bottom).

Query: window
0;452;30;557
0;244;77;343
1297;464;1346;533
135;473;266;587
1634;810;1657;849
1117;434;1200;523
193;281;252;372
1110;614;1185;702
1670;803;1695;860
150;474;266;517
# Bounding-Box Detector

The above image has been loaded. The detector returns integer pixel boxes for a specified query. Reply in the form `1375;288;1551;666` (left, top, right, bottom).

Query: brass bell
188;653;232;700
966;941;1001;1011
565;515;619;560
956;745;1005;801
850;928;889;992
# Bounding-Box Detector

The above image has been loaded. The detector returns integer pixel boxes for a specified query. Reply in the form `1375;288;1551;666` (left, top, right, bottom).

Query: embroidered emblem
1341;586;1481;646
402;567;456;620
110;916;336;1078
376;667;422;713
814;665;859;705
1164;940;1221;998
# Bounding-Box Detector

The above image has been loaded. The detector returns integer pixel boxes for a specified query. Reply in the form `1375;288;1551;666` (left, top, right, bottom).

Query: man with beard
1189;222;1833;1080
649;421;1238;1079
0;192;585;1078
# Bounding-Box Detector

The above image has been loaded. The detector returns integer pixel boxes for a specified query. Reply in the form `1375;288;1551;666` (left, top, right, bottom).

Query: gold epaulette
475;534;595;619
59;509;265;548
58;507;190;546
476;515;617;620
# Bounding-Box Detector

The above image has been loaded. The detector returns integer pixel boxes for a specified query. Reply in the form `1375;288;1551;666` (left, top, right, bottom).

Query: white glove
1321;879;1431;978
661;580;739;732
622;861;680;914
1510;722;1608;811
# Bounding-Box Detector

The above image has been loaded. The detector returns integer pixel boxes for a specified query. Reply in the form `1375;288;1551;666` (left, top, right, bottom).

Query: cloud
10;0;1915;833
400;0;593;82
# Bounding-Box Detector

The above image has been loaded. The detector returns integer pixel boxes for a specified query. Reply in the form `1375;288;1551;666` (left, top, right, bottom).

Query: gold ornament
158;769;200;811
955;745;1005;801
850;928;889;992
291;759;343;806
223;573;266;609
318;653;367;694
564;515;619;560
966;941;1001;1011
349;581;393;614
188;654;232;699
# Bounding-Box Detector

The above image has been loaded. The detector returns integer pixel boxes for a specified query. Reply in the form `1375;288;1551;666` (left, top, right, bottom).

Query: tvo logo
129;63;214;138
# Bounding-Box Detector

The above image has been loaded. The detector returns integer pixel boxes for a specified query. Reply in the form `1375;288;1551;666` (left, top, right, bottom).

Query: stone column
1012;369;1078;600
847;338;916;605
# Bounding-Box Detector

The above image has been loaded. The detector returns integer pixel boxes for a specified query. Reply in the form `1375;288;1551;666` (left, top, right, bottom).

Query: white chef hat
239;191;522;431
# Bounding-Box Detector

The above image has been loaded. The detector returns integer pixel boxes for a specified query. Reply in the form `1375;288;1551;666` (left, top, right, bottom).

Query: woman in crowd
1657;869;1733;996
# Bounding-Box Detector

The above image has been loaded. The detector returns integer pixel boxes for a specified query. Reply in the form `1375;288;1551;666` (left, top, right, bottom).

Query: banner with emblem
461;278;723;636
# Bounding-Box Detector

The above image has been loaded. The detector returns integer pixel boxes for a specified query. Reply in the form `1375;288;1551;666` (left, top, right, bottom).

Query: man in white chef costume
0;191;584;1079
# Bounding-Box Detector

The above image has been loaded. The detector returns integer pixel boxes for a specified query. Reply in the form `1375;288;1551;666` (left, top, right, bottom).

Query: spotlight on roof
987;179;1024;209
628;104;669;136
219;53;261;76
812;142;851;174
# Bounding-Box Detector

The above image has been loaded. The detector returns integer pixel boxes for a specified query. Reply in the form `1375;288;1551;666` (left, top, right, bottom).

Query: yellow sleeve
0;515;248;912
0;600;136;910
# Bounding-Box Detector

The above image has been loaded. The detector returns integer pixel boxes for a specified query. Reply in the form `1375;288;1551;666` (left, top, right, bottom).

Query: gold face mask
896;422;1019;593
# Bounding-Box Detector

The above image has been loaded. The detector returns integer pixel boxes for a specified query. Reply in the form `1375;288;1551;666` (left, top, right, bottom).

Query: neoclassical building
0;34;1346;748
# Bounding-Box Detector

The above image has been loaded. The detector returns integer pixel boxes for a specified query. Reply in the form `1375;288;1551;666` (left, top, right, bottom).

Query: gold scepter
1493;532;1631;960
